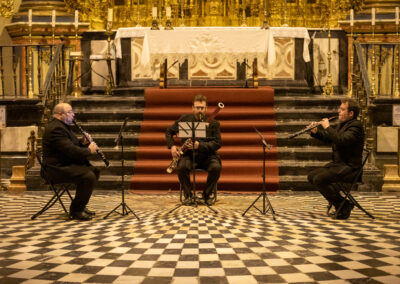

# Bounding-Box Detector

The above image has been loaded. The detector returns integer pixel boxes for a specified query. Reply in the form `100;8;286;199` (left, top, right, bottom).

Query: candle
371;8;375;26
396;7;399;25
107;8;113;22
74;10;79;29
350;9;354;27
166;6;171;18
52;10;56;28
28;9;32;27
152;7;157;18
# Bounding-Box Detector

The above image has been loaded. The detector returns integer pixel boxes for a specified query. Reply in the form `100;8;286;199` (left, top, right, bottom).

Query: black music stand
169;121;217;214
104;118;139;220
242;128;276;220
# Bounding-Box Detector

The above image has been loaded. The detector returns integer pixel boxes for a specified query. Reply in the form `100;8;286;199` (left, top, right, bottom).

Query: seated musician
307;99;364;219
42;103;100;221
166;95;222;206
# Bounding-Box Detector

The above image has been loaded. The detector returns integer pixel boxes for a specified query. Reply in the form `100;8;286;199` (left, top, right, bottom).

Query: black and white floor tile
0;191;399;283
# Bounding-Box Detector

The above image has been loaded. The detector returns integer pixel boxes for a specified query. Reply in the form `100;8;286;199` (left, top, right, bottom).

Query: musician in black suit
308;99;364;219
166;95;222;206
42;103;100;220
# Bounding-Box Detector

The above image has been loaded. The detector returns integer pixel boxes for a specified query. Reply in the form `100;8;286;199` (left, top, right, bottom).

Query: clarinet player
166;95;222;206
42;103;100;220
307;99;364;219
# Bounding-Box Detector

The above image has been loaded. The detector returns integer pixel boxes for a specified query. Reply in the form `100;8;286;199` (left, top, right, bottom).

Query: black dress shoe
84;208;96;216
182;197;192;206
333;200;354;220
70;211;92;221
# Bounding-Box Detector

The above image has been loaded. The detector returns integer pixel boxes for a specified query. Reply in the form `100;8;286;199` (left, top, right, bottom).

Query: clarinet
72;119;110;167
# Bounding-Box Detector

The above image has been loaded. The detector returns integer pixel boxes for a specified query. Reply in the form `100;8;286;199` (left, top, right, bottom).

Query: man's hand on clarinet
309;121;319;134
320;118;330;129
171;146;181;159
81;132;92;145
88;142;99;154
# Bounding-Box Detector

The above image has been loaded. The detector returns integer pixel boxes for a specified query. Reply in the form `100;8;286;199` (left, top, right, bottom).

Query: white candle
152;7;157;18
51;10;56;28
350;9;354;27
74;10;79;29
396;7;399;25
166;6;171;18
107;8;113;22
371;8;375;26
28;9;32;27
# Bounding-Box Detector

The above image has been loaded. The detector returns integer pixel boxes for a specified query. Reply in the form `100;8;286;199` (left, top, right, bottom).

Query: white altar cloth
114;26;311;63
141;28;275;67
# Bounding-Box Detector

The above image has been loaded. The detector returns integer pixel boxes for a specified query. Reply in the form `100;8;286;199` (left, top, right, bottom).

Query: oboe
287;116;337;139
72;119;110;167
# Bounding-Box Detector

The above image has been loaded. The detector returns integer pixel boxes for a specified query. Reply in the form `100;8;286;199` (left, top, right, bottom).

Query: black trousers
46;164;100;213
308;163;356;207
177;154;221;198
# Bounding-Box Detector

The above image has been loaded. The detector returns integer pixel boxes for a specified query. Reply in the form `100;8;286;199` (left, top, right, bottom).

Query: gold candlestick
105;20;113;96
370;24;377;99
71;27;82;98
347;24;354;98
394;22;399;97
27;26;34;98
322;6;334;96
241;6;247;27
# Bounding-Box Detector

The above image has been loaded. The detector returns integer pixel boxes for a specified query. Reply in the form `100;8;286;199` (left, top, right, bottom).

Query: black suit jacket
166;114;221;158
311;118;364;170
42;118;91;168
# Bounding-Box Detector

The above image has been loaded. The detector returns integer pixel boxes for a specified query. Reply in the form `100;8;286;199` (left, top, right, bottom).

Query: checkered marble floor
0;191;400;284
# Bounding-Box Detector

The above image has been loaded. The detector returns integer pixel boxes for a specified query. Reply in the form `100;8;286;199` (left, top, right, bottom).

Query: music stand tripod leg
104;120;139;220
242;128;276;220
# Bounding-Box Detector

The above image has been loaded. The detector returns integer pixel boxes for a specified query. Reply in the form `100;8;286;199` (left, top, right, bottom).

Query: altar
113;26;311;83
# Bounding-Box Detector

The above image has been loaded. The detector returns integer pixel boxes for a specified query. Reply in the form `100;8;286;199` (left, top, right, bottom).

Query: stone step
68;95;145;109
96;176;132;190
86;87;145;96
275;108;338;120
72;121;142;133
278;160;327;175
279;175;313;191
90;160;136;176
74;109;144;122
274;95;344;107
277;146;331;160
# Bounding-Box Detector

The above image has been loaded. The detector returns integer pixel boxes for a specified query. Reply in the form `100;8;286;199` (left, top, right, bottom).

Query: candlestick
350;9;354;27
107;8;113;22
152;7;157;18
52;10;56;28
74;10;79;29
28;9;32;27
371;8;375;26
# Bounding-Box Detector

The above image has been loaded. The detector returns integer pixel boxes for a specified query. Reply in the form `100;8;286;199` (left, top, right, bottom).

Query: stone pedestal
8;166;26;192
382;164;400;192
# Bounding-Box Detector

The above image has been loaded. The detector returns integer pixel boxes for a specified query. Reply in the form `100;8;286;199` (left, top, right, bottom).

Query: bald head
53;103;74;125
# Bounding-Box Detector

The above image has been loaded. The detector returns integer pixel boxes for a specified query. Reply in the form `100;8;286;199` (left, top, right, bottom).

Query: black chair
31;151;74;220
179;169;217;205
327;148;375;219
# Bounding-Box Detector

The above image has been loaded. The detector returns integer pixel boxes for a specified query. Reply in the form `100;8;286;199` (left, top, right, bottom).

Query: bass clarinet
166;102;224;174
72;119;110;167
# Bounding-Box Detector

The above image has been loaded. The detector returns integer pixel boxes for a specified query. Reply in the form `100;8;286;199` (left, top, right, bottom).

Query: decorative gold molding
0;0;15;18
